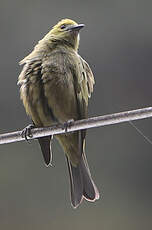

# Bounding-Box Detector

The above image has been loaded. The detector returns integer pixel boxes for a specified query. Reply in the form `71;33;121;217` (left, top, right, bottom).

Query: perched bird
18;19;99;208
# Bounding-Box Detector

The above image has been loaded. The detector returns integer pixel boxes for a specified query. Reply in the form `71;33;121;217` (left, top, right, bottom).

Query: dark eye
60;24;66;29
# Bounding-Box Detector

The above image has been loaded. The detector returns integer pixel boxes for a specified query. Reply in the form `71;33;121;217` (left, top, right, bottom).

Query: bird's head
45;19;85;51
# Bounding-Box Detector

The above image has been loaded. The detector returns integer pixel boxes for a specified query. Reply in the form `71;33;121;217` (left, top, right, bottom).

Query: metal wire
0;106;152;145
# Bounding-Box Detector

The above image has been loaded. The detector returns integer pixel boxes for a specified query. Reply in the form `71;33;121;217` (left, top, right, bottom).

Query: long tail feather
66;153;99;208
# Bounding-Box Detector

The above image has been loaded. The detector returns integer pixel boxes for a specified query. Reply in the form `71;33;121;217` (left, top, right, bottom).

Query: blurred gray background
0;0;152;229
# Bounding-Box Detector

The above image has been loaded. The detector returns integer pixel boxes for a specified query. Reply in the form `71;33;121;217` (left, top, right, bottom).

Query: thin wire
113;104;152;146
112;103;152;146
129;120;152;145
0;106;152;145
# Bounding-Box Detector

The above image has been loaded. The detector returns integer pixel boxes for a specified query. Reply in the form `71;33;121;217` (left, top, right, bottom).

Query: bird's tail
38;136;52;166
66;152;99;208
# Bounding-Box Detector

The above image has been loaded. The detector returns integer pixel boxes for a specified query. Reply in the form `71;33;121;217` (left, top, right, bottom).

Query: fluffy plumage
18;19;99;208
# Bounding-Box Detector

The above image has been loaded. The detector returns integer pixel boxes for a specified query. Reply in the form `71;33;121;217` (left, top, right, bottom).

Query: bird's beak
66;24;85;32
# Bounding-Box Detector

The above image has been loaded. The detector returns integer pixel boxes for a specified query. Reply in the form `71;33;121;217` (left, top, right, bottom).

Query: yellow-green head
20;19;85;64
44;19;85;51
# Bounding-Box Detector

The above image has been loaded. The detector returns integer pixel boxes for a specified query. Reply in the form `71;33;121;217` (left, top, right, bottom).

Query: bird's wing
70;55;95;155
79;56;95;100
72;55;95;122
18;58;52;166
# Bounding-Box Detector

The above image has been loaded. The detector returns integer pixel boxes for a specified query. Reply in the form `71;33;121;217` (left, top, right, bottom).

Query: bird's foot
21;124;35;142
63;119;74;133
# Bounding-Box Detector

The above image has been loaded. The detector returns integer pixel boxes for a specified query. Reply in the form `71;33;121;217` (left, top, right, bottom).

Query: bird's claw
21;124;35;142
63;119;74;133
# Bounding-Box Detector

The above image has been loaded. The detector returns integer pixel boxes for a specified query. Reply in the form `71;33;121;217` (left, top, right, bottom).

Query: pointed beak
66;24;85;32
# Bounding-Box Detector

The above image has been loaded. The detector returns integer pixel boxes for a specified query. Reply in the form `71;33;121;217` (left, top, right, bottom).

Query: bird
18;18;99;208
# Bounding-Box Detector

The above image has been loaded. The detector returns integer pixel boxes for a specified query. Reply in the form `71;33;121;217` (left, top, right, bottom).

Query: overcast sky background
0;0;152;229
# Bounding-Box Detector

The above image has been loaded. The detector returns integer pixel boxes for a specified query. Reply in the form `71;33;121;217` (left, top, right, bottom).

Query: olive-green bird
18;19;99;208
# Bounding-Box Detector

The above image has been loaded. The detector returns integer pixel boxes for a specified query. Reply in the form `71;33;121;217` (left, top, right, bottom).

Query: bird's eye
60;24;66;29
